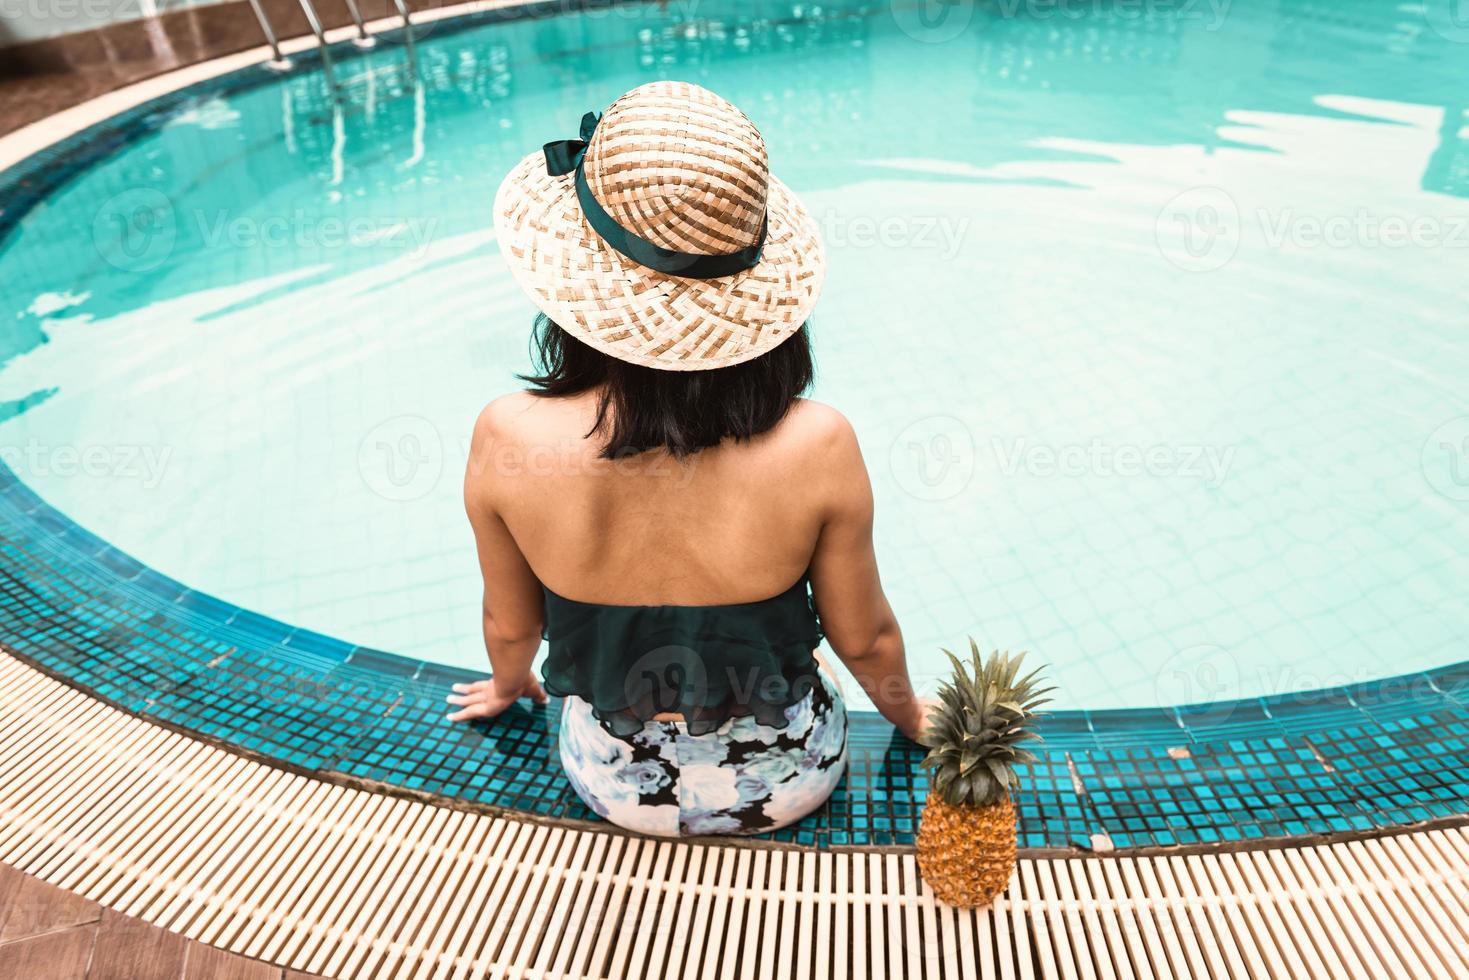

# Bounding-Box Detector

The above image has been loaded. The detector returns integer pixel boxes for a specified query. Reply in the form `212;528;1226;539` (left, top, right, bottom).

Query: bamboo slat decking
3;650;1467;979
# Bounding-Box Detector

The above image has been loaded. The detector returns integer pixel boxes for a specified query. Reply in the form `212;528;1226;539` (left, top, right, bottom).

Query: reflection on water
5;0;1467;329
0;0;1467;709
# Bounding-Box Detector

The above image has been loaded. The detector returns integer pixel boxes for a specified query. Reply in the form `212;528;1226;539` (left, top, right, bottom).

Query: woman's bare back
471;391;846;605
459;387;926;737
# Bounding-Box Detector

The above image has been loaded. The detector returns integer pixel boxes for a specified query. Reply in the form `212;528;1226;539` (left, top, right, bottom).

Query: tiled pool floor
2;464;1464;850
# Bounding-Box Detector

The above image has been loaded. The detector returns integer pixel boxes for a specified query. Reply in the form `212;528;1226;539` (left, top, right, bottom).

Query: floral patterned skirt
557;669;848;837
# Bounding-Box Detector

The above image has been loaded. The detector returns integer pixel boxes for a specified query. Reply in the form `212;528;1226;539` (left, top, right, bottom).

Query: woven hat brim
494;150;824;372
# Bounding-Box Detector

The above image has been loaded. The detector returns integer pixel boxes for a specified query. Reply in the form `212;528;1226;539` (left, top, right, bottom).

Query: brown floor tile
0;864;102;944
0;0;455;137
0;923;99;980
0;864;328;978
182;941;283;980
86;909;189;980
0;864;20;919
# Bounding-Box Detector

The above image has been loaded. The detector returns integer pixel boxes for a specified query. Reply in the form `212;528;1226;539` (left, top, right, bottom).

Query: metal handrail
295;0;328;47
245;0;290;68
295;0;340;93
243;0;417;84
341;0;376;47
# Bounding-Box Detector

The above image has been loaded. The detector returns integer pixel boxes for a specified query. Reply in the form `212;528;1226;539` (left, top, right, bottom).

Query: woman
450;81;926;837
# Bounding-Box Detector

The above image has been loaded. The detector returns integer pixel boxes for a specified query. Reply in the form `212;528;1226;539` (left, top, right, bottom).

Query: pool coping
0;0;1466;850
7;640;1467;861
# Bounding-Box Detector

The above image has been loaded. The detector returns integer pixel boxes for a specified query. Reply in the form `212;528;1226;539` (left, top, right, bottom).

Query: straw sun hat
493;81;825;372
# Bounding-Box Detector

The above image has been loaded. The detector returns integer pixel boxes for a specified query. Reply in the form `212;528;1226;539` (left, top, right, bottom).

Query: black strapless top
540;576;825;737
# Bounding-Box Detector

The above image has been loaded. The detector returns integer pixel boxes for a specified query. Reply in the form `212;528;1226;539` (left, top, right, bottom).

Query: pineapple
916;642;1051;907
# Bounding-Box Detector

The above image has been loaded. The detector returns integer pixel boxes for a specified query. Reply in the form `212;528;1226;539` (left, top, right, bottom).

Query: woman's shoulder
466;392;600;493
471;390;591;448
769;398;860;458
742;399;868;498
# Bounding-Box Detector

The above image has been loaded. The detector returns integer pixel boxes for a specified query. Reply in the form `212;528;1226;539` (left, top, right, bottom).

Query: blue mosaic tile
174;589;241;625
280;628;356;662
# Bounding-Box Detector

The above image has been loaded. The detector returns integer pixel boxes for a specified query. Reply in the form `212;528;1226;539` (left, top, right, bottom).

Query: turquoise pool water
2;0;1467;711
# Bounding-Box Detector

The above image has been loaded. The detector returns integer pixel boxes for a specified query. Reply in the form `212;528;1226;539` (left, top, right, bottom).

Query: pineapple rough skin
916;794;1016;908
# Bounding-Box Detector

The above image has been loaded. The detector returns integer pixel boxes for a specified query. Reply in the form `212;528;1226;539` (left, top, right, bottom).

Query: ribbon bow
536;109;768;280
543;112;601;177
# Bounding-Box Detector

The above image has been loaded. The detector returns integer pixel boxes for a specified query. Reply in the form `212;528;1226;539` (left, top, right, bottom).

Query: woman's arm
806;410;927;740
448;402;548;723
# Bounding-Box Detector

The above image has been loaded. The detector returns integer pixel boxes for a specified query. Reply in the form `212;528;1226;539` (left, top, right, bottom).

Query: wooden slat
407;810;499;980
1106;858;1169;979
426;813;513;980
1382;833;1469;953
1054;858;1104;980
618;832;672;980
847;851;866;980
649;842;692;979
1075;862;1128;980
1261;847;1352;979
1;653;1468;980
531;817;599;979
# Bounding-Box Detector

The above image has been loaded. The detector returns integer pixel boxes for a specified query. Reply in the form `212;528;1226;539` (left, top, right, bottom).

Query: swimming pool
2;0;1467;713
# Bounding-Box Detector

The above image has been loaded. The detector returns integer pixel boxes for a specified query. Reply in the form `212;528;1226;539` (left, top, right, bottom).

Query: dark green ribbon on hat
543;111;768;280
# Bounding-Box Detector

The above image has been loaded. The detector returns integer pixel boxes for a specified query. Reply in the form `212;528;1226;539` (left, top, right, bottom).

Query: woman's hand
893;696;940;742
445;675;548;722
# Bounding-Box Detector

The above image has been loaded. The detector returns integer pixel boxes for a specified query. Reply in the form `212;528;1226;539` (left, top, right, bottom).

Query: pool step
1;650;1466;980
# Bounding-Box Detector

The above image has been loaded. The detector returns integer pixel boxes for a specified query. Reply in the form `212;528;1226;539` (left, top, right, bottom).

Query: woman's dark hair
520;314;814;459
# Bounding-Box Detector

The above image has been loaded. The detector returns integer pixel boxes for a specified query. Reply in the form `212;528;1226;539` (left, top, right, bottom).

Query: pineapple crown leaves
918;639;1053;808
